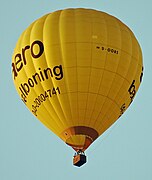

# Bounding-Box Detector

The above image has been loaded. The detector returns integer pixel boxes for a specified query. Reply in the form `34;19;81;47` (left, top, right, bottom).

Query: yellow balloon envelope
12;8;143;158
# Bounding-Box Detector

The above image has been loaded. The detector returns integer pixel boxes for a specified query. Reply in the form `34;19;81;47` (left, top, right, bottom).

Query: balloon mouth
66;135;93;151
60;126;99;151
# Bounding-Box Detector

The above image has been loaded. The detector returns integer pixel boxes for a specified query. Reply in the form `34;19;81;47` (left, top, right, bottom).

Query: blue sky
0;1;152;180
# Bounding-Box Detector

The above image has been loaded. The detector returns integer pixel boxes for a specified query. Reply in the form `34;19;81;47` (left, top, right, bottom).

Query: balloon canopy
12;8;143;153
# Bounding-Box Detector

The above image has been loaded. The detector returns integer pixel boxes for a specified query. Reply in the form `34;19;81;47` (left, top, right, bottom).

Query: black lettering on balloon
15;54;23;72
118;103;126;118
120;103;126;115
31;40;44;58
12;62;18;79
21;83;30;95
140;66;144;83
12;40;44;79
96;45;119;54
22;45;30;65
128;80;136;103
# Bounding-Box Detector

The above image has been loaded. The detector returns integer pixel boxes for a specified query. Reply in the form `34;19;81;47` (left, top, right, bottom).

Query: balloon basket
73;151;87;167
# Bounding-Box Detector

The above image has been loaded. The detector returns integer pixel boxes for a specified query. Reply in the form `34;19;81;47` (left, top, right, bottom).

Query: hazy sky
0;1;152;180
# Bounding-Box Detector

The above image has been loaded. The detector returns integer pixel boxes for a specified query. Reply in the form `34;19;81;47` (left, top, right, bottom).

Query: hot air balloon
12;8;143;167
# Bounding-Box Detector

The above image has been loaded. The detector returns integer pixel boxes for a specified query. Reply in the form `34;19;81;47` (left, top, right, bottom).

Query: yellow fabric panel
67;92;79;123
77;43;92;67
89;68;104;93
108;74;125;100
12;8;143;150
98;71;116;96
93;98;118;132
116;51;131;79
87;95;106;126
66;135;85;146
